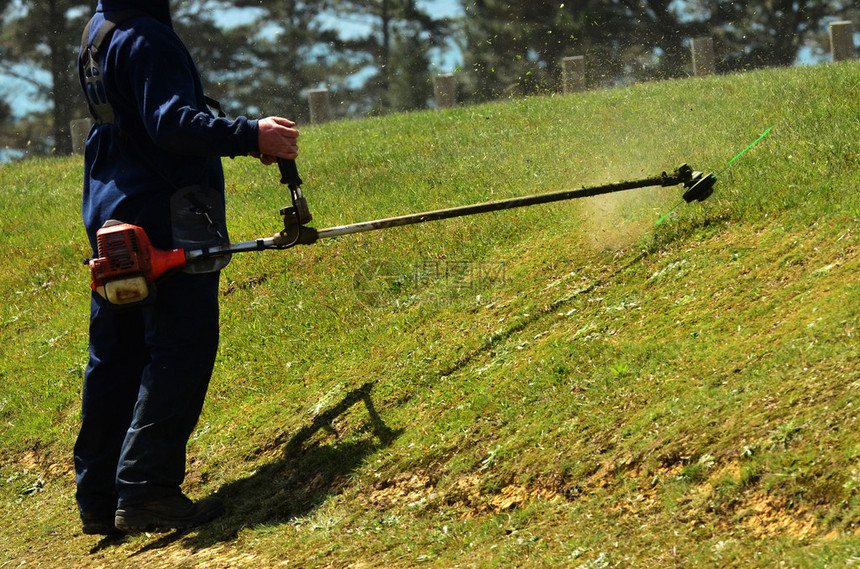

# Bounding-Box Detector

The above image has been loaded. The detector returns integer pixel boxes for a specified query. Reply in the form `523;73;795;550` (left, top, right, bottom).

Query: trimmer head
682;171;717;203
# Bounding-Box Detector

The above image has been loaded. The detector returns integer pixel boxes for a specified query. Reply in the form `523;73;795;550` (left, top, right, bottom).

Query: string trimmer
87;160;716;305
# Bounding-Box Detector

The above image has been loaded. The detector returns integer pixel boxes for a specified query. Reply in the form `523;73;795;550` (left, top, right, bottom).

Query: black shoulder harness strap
80;10;147;124
79;11;226;125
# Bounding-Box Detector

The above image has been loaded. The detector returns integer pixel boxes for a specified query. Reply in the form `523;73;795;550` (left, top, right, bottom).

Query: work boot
115;494;224;533
81;511;123;536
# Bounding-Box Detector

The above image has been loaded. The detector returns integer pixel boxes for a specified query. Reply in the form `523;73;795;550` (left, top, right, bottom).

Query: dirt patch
10;450;72;478
485;484;561;513
454;480;562;519
360;470;563;518
742;492;817;539
361;471;436;510
359;456;824;540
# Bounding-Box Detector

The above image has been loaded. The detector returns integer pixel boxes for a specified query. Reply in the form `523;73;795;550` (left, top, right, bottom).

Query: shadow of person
88;532;129;555
177;381;401;550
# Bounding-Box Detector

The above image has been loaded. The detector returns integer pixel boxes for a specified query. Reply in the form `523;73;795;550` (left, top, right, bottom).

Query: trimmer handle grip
278;158;312;226
278;158;303;187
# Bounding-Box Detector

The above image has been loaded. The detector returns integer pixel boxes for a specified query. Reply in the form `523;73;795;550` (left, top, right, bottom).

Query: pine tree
0;0;90;155
200;0;352;121
387;31;433;111
329;0;450;114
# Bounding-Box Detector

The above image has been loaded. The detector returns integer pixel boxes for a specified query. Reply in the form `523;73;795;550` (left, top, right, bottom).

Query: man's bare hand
256;117;299;162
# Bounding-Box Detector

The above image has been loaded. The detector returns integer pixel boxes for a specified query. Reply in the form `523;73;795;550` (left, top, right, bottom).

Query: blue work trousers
74;271;220;517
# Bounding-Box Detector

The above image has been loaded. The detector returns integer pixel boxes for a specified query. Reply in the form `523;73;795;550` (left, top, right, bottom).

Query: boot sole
115;501;224;533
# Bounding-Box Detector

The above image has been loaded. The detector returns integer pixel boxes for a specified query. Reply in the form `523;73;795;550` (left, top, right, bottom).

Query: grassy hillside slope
0;61;858;567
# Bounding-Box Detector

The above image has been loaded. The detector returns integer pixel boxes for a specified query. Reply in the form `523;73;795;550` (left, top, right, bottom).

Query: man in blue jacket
75;0;299;535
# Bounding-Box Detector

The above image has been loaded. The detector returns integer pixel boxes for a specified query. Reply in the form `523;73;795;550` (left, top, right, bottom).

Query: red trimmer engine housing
88;221;187;305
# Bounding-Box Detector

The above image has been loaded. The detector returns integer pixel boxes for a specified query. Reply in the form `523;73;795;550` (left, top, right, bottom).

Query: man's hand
256;117;299;164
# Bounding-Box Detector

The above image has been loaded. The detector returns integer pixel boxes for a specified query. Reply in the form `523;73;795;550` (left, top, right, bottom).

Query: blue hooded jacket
82;0;259;251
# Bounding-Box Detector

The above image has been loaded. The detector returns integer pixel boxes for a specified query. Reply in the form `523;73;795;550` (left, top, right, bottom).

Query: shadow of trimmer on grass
185;381;401;547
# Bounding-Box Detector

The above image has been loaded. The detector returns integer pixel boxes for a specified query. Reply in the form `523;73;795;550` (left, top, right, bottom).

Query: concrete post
308;89;331;124
433;74;457;109
70;118;94;155
691;36;715;77
562;56;586;94
830;21;856;62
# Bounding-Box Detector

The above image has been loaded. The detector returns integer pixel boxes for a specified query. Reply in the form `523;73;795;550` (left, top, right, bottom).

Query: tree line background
0;0;856;158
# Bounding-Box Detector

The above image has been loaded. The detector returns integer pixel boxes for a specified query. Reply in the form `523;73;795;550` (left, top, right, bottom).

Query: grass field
0;60;858;567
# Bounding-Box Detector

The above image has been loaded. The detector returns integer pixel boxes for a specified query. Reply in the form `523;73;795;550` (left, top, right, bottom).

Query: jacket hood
98;0;172;27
